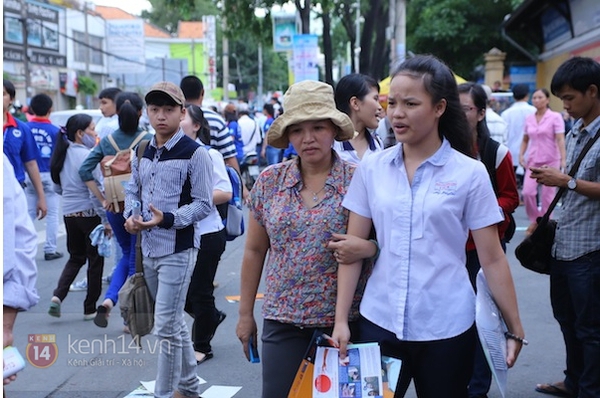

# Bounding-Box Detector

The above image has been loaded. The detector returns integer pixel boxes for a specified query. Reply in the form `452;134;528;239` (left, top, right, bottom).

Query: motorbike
240;152;260;190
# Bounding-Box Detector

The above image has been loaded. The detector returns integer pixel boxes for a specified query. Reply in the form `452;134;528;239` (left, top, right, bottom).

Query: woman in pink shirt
519;88;566;225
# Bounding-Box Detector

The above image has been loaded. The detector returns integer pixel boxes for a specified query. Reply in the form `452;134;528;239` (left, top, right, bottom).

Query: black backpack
479;137;517;243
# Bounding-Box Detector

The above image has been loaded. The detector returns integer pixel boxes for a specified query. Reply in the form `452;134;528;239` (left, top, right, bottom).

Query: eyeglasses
461;105;477;112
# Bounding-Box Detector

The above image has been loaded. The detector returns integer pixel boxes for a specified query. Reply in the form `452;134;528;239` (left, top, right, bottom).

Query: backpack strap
134;139;150;274
249;119;259;144
129;132;146;150
480;137;500;195
107;134;121;152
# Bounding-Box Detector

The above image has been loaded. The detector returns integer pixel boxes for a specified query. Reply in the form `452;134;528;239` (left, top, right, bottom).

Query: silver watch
567;178;577;190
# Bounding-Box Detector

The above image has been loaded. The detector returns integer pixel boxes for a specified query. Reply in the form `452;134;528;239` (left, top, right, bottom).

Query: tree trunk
360;0;382;74
337;1;356;73
370;2;389;79
295;0;312;33
322;10;333;84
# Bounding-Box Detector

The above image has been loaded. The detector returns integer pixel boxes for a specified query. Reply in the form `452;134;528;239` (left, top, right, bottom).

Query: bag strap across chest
541;127;600;225
107;132;146;153
103;133;147;172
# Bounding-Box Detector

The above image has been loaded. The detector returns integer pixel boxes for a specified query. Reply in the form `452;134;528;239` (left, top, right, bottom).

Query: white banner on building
202;15;217;91
106;19;145;74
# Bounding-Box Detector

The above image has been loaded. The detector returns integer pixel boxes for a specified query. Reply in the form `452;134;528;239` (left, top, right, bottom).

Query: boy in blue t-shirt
2;80;46;220
27;93;63;260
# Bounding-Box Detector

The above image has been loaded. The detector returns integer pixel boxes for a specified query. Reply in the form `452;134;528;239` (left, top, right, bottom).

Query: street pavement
6;205;566;398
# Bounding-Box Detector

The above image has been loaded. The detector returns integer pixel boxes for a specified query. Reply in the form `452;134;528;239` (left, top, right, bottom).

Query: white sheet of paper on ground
475;270;508;398
199;385;242;398
122;386;153;397
134;376;207;396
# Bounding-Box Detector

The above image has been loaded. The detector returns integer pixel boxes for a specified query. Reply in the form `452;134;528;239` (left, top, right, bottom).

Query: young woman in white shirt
332;55;525;397
180;104;233;364
333;73;383;164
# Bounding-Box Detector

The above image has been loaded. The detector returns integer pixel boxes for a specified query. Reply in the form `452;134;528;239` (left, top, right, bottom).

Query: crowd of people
3;55;600;398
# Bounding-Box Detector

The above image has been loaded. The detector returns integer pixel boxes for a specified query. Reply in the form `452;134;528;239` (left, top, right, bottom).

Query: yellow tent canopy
378;73;467;109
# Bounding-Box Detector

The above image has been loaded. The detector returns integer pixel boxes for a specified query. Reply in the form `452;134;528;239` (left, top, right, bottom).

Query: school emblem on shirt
433;181;457;195
12;129;22;138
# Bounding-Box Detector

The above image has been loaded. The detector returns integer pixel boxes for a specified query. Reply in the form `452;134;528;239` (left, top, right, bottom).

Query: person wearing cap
123;82;214;398
235;80;378;397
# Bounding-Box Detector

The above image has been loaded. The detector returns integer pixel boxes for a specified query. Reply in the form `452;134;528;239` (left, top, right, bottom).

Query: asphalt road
5;205;566;398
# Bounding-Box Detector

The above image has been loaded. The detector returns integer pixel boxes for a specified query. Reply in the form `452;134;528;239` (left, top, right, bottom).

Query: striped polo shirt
125;129;213;258
202;107;238;160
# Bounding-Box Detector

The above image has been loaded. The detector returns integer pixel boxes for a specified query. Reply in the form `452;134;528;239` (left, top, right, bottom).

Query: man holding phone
530;57;600;398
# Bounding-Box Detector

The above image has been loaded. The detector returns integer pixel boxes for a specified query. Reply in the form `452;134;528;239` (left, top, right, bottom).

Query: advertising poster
272;13;297;52
292;34;319;83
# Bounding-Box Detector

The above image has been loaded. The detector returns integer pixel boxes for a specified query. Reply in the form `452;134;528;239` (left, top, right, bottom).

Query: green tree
142;0;219;33
406;0;524;78
143;0;290;95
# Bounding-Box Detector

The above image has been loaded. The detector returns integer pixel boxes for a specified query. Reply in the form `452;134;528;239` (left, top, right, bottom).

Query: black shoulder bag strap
135;140;150;274
539;128;600;226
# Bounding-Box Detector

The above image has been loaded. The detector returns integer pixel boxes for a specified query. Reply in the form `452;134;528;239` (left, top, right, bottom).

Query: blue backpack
228;121;245;163
217;165;245;241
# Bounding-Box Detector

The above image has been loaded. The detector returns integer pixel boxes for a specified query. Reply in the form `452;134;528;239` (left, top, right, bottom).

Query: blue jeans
104;211;136;305
265;145;283;165
143;248;199;398
25;172;60;254
551;250;600;398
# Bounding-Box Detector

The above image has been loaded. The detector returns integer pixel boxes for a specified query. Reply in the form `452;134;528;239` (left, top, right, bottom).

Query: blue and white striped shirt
202;107;238;160
125;129;213;258
553;114;600;261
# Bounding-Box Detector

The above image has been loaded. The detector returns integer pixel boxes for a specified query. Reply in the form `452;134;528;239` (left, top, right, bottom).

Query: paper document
476;270;508;398
288;332;401;398
313;343;384;398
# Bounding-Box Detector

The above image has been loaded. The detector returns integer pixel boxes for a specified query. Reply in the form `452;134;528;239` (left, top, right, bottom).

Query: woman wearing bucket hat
236;80;380;397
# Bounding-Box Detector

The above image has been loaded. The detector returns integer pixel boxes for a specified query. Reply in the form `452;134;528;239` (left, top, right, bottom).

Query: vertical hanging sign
292;34;319;83
272;13;297;52
203;15;217;91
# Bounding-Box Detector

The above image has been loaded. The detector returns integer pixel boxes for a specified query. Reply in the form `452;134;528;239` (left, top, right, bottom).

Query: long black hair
457;82;490;154
185;104;211;145
390;55;473;158
116;92;144;133
334;73;380;116
50;114;93;185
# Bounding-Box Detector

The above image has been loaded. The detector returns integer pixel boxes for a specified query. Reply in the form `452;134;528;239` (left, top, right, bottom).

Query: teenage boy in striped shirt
124;82;213;398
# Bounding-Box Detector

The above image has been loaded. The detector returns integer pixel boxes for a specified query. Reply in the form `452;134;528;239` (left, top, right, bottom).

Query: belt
64;209;97;218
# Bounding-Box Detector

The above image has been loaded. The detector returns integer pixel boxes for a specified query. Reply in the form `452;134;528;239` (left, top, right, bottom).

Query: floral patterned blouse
249;153;361;327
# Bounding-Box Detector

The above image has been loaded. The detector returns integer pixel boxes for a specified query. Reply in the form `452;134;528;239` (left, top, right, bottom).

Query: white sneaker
69;278;88;292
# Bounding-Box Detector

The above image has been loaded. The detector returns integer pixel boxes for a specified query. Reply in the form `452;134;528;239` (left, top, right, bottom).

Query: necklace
304;184;327;203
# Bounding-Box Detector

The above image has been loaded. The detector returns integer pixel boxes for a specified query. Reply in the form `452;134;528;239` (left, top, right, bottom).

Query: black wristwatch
567;178;577;190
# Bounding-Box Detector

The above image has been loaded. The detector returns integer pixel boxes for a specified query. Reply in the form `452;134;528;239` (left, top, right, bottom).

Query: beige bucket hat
267;80;356;149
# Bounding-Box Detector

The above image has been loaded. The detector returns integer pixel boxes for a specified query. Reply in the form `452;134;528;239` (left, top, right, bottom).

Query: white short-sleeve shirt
195;144;232;237
343;139;503;341
333;130;382;165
